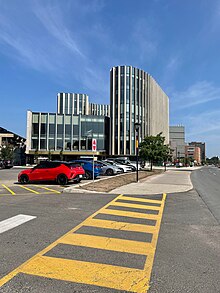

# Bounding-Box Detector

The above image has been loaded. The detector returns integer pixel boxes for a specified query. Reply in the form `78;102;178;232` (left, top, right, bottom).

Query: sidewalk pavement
109;169;194;195
65;166;201;195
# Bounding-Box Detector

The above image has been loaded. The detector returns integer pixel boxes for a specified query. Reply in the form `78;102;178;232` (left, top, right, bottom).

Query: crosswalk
0;184;62;195
0;193;166;292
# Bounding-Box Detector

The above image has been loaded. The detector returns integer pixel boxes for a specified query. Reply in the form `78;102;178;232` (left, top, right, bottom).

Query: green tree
139;133;171;171
0;145;13;161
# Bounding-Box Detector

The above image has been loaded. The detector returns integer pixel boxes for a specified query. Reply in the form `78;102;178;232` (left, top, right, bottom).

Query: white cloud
33;2;85;58
171;81;220;111
131;18;158;61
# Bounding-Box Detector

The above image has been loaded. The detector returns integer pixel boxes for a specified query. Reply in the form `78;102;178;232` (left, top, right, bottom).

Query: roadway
0;166;219;292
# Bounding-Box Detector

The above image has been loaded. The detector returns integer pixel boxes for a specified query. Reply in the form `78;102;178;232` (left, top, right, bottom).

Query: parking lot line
34;186;61;194
18;185;40;194
1;184;15;195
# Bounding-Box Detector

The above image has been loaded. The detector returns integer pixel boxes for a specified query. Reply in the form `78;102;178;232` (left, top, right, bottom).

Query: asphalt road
0;167;219;292
191;165;220;224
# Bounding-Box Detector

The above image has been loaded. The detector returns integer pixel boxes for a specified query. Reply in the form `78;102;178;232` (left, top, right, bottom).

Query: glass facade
30;112;109;153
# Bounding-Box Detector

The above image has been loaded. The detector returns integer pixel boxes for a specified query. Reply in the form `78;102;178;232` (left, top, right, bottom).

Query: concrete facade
185;145;201;165
110;65;169;156
169;126;186;160
189;142;206;162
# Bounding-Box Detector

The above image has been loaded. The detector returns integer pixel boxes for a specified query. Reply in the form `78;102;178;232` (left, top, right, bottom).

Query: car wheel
106;168;114;176
74;176;81;184
57;174;68;185
85;171;92;180
20;175;29;184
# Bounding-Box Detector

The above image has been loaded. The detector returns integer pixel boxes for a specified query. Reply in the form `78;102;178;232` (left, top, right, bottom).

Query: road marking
99;208;158;220
18;185;40;194
68;207;80;210
1;184;15;195
110;201;160;211
34;186;61;194
83;218;157;233
119;196;162;205
20;255;149;293
0;214;36;234
61;233;153;255
0;193;166;292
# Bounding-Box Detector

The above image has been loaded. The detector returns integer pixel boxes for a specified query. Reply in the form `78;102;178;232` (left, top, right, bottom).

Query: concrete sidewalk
109;169;194;194
65;167;200;195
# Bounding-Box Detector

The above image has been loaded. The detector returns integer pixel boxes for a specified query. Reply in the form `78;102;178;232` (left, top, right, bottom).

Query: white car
105;160;132;172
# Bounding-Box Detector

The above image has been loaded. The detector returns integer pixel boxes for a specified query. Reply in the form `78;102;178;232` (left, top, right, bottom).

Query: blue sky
0;0;220;158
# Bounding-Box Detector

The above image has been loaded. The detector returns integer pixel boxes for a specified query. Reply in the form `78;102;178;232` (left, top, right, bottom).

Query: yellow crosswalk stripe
1;184;15;195
83;218;158;233
99;208;159;220
18;185;39;194
0;193;166;292
110;201;161;211
60;233;153;255
119;196;162;205
20;256;150;293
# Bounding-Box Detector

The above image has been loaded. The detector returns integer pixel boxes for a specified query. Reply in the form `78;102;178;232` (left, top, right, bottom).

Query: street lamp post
134;123;141;182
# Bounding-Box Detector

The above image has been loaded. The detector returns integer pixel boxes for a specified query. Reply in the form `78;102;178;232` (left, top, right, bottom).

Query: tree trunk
150;160;153;171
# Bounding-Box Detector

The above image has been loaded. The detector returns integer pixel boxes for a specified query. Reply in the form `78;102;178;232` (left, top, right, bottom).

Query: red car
18;161;85;185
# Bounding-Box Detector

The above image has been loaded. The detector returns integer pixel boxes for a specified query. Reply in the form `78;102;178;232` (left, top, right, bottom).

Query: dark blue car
70;160;102;179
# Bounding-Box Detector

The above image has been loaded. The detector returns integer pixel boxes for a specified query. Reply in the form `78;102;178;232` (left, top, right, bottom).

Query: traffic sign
92;138;97;151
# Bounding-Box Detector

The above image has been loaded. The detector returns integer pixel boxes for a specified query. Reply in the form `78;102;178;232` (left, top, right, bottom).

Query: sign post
92;139;97;188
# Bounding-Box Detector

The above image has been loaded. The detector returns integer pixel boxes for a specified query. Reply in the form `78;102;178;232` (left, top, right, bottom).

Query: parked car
106;157;137;171
96;160;123;175
70;159;102;179
0;160;13;169
18;161;85;185
104;160;133;172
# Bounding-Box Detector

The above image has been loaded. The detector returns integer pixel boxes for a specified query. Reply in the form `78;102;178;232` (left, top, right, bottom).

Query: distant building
0;127;26;165
57;93;110;117
89;103;110;117
57;93;89;115
110;65;169;156
169;126;186;160
189;142;206;162
185;145;201;165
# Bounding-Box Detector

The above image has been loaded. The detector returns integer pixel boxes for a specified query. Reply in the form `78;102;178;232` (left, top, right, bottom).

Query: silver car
104;160;133;173
97;160;123;176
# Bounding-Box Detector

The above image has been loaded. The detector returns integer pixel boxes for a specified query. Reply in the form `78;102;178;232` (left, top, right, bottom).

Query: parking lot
0;167;111;197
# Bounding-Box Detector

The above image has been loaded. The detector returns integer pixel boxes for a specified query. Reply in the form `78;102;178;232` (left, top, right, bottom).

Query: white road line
0;214;36;234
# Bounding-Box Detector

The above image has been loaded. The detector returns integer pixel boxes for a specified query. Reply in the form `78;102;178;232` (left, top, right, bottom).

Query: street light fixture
134;122;141;182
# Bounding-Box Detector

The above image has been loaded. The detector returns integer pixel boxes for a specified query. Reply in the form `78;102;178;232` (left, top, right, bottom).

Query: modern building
57;93;110;117
185;145;201;165
57;93;89;115
26;111;110;161
169;125;186;160
89;103;110;117
110;65;169;156
189;142;206;162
